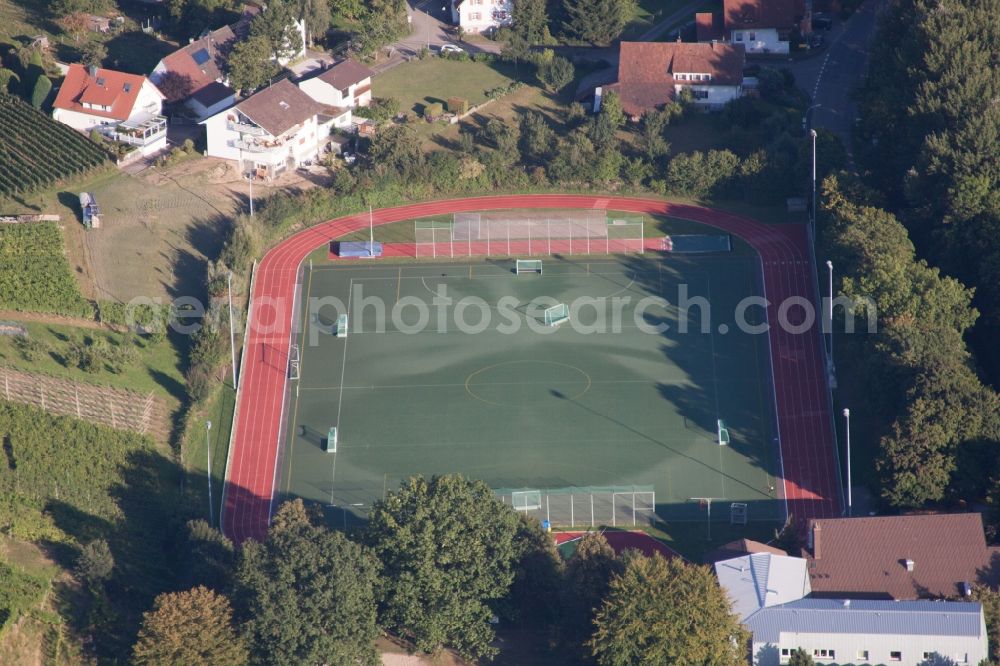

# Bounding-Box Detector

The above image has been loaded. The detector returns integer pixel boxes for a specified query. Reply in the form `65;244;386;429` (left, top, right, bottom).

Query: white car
439;43;464;55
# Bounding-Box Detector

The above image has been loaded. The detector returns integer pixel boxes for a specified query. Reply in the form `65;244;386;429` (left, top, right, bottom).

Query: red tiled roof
696;12;726;41
724;0;799;30
53;64;158;122
613;41;745;116
806;513;998;600
158;25;236;96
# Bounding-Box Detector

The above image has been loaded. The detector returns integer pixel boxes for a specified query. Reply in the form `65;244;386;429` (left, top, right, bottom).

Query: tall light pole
206;420;214;527
842;408;852;517
826;260;835;373
227;271;237;389
810;129;818;231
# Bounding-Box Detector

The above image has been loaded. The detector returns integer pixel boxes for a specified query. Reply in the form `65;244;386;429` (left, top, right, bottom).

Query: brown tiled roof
159;25;237;95
53;64;158;121
696;12;726;41
315;58;374;93
703;538;786;564
613;41;745;116
236;79;325;136
806;513;998;600
724;0;798;30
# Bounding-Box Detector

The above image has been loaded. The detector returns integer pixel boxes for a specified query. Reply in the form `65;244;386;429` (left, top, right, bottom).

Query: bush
354;97;400;123
536;56;575;92
447;97;469;115
424;101;444;119
30;74;51;109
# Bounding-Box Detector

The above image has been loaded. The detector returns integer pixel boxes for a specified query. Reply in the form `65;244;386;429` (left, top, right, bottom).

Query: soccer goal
511;490;542;511
544;303;570;327
717;419;731;446
326;426;338;453
336;314;348;338
516;259;543;274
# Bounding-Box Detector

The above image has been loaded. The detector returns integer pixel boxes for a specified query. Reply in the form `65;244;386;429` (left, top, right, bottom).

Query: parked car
439;43;464;54
807;33;824;49
342;151;356;165
812;14;833;30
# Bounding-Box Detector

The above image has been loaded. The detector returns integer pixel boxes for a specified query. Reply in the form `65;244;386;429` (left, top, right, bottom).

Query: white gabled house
297;58;374;109
202;79;349;181
451;0;513;34
52;64;167;156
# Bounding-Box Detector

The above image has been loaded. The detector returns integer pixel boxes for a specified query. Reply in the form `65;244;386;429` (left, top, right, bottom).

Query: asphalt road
787;0;886;155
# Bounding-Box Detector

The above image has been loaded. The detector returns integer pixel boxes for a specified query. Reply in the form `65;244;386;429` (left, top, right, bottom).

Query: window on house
813;649;834;659
890;652;902;662
749;31;756;40
692;89;708;100
734;33;743;41
857;651;869;661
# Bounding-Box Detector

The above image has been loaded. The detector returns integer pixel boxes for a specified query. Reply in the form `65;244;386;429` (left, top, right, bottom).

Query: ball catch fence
495;485;656;528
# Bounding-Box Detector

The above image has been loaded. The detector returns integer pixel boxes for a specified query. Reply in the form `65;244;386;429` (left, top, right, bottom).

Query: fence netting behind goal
495;485;656;528
454;210;609;241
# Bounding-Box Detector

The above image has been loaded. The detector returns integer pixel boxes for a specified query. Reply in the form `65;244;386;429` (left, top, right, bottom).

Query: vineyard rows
0;94;109;198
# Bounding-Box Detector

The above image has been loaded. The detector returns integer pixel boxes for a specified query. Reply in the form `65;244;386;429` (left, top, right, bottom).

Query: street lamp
227;272;237;389
826;260;835;375
206;420;214;527
842;408;852;517
810;129;818;230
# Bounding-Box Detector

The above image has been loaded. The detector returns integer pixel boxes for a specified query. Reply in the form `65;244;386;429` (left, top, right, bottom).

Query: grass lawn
183;383;237;526
622;0;704;39
374;57;518;128
0;321;186;404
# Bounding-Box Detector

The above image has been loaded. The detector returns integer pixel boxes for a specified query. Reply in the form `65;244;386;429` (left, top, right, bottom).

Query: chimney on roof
905;559;915;572
810;522;822;560
88;64;98;78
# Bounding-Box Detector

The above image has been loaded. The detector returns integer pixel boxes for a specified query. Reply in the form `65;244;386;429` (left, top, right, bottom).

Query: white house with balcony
52;64;167;156
297;58;374;110
451;0;513;34
202;79;344;181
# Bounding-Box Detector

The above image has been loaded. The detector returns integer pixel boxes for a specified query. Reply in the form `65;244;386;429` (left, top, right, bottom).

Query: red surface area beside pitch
220;195;840;544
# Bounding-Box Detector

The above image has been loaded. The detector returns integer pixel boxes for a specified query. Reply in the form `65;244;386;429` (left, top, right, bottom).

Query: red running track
221;195;841;544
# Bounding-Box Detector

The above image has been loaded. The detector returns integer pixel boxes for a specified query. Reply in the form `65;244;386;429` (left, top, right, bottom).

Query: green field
278;250;783;529
373;57;516;117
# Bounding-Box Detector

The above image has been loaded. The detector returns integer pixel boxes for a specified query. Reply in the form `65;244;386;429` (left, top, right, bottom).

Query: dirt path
0;310;107;330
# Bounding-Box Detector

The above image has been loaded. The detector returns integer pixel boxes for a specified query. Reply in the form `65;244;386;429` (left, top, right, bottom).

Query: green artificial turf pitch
276;253;783;527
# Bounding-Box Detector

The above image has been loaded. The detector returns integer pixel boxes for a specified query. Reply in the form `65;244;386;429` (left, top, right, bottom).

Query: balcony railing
104;116;167;147
227;120;267;137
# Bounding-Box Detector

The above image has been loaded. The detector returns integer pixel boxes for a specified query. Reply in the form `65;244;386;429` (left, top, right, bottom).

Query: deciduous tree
235;500;380;666
227;35;278;93
364;475;522;660
589;554;748;666
132;586;248;666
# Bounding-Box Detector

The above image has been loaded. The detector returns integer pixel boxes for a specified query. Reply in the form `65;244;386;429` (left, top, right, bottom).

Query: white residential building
202;79;348;180
451;0;513;34
52;64;167;156
298;58;374;109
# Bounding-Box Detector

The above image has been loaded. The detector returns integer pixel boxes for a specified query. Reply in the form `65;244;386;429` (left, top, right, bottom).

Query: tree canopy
589;554;747;666
235;500;380;666
132;586;248;666
364;474;523;660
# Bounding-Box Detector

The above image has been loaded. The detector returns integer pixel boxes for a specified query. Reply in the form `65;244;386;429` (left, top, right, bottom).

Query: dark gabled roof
806;513;999;600
157;20;250;96
314;58;374;91
704;538;786;564
235;79;325;136
190;80;235;107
